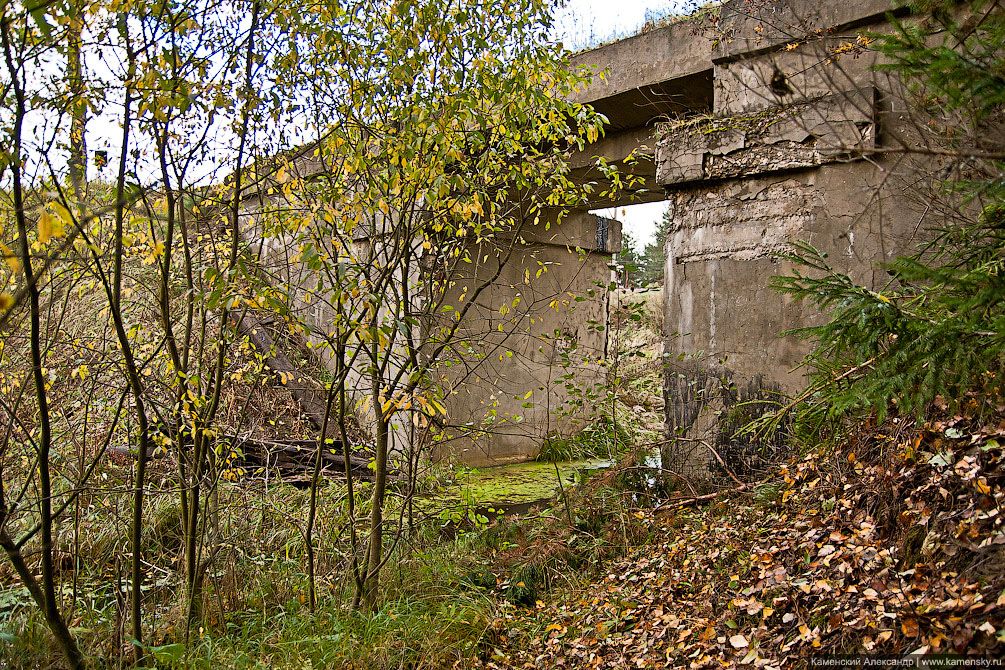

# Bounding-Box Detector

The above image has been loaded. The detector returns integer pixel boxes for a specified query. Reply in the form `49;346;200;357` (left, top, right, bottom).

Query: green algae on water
421;458;612;514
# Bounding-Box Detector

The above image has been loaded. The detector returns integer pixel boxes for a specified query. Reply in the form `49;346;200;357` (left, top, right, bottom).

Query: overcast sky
557;0;694;250
555;0;691;52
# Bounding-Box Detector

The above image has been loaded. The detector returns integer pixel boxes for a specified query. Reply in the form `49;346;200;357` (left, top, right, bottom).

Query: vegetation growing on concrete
567;1;723;55
655;101;807;140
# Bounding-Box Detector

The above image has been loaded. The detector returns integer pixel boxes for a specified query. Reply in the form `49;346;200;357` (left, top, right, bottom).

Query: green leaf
151;642;186;664
24;0;54;37
927;451;953;468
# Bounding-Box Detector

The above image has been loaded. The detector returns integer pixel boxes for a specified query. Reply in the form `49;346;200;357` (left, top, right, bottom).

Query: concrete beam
571;126;657;169
716;0;899;63
656;90;876;187
569;20;714;109
585;70;714;131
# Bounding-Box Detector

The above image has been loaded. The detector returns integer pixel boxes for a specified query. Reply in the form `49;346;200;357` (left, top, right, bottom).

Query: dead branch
109;432;377;475
655;483;754;511
227;310;331;432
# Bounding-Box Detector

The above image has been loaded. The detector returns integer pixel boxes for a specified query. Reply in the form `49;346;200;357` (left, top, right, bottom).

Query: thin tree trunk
306;376;339;612
113;11;135;312
66;4;86;203
1;21;84;669
184;437;203;631
183;0;261;631
102;17;152;654
362;340;389;612
336;340;366;610
0;524;82;668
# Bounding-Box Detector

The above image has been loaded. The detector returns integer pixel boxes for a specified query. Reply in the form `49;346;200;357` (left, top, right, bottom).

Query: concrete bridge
246;0;928;468
438;0;926;468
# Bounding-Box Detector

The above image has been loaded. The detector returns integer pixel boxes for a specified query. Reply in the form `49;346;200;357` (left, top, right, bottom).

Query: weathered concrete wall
433;210;621;465
654;0;936;478
657;89;876;186
240;171;621;465
663;165;921;391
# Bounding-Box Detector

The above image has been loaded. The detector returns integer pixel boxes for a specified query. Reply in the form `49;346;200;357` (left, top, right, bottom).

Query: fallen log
108;432;375;475
234;435;372;471
654;483;753;511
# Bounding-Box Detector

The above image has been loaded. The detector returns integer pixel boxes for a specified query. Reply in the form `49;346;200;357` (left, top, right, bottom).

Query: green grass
0;480;509;669
0;234;671;670
0;467;667;669
536;415;630;463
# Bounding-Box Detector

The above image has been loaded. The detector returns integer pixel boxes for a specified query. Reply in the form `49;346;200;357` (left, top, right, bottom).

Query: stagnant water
420;458;613;519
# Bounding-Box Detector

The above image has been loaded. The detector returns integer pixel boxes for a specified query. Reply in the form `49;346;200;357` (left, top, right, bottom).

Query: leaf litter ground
463;408;1005;668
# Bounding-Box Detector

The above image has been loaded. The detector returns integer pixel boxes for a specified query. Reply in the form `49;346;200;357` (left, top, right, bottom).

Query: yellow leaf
38;212;54;244
0;293;13;311
142;240;164;265
50;201;72;227
1;243;20;273
46;204;70;240
524;390;533;399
